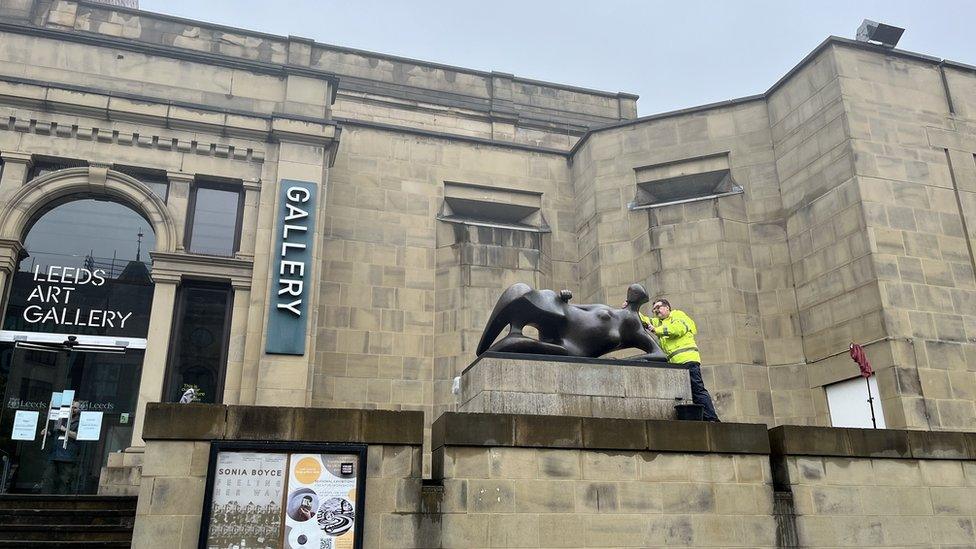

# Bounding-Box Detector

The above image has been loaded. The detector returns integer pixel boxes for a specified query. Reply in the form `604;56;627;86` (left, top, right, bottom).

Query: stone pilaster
236;178;261;259
0;238;23;315
130;276;178;447
221;283;251;405
0;151;33;203
165;171;194;252
252;123;337;406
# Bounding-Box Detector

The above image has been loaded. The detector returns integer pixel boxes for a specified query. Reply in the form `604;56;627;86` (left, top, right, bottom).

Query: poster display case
199;442;366;549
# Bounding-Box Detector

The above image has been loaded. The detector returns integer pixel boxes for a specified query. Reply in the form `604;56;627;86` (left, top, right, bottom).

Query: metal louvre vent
631;153;743;210
437;182;549;232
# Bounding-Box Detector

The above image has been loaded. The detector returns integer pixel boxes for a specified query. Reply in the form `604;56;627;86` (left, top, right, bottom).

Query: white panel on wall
825;375;886;429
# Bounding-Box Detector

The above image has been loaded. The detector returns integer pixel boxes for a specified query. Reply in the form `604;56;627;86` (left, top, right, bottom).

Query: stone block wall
314;125;578;465
832;45;976;431
131;405;976;548
570;40;976;430
765;44;873;427
132;403;425;549
771;425;976;547
424;412;777;548
133;438;211;547
570;100;777;425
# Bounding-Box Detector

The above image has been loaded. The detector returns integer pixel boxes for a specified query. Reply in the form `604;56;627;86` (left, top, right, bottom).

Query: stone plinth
458;352;691;420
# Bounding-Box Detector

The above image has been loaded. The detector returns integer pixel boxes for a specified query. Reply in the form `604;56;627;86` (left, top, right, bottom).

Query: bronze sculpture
476;283;668;361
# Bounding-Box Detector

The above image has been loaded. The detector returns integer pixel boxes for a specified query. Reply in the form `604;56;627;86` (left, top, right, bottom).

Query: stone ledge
769;425;976;460
431;412;769;455
143;403;423;445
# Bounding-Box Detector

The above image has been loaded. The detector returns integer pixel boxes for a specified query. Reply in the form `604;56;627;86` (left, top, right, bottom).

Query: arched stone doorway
0;168;173;495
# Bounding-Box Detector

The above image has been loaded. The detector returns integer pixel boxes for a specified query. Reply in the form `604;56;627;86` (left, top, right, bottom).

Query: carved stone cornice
0;151;33;166
150;251;253;290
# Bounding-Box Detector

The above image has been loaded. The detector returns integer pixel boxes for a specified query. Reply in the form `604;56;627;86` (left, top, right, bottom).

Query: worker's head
651;298;671;319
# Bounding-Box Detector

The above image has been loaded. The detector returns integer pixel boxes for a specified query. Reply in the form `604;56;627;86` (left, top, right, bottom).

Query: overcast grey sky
140;0;976;116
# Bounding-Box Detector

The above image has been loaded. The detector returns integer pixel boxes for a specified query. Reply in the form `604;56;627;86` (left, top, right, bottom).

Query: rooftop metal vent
856;19;905;48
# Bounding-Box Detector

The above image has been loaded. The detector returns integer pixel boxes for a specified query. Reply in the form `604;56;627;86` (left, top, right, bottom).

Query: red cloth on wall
849;343;873;378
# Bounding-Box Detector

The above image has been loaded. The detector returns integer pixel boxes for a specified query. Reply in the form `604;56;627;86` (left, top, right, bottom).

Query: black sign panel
2;263;154;338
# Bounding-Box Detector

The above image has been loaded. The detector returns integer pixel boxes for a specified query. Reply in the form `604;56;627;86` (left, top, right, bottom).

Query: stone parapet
432;412;770;455
458;353;692;420
142;402;424;445
770;424;976;460
0;0;636;140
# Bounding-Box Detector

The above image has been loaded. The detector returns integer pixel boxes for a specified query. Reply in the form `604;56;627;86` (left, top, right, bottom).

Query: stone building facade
0;0;974;503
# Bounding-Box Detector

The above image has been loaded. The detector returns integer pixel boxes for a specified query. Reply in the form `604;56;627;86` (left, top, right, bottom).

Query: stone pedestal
458;352;692;420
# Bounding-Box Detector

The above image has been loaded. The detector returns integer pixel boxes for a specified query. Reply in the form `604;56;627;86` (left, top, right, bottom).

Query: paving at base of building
0;0;975;547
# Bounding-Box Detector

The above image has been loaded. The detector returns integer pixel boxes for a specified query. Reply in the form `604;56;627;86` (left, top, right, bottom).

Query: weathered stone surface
142;403;226;440
432;412;515;450
458;355;691;420
142;403;423;444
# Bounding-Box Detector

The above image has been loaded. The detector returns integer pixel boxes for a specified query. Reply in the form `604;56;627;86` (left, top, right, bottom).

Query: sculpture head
625;283;649;306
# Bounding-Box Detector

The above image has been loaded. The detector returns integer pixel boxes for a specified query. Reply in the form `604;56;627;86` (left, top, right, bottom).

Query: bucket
674;403;704;421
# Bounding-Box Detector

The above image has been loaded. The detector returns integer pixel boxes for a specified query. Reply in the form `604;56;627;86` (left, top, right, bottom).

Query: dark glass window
18;198;155;275
27;157;86;181
164;283;232;404
114;165;168;202
187;184;241;256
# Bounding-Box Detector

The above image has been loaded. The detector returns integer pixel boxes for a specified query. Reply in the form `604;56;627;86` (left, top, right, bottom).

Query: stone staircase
0;494;135;548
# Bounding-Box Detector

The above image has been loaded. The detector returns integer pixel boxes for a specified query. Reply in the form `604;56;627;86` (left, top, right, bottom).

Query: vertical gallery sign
266;179;318;355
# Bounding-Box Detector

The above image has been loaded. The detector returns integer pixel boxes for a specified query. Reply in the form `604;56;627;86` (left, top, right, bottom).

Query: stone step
0;508;134;525
0;542;130;548
0;496;135;546
0;495;136;511
0;524;132;542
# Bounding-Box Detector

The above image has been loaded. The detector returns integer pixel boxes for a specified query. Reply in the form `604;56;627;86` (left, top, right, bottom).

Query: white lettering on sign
276;186;311;317
20;265;134;328
32;265;106;286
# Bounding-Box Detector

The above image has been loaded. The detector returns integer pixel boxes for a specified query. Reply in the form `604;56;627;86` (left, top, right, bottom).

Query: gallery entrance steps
0;494;135;548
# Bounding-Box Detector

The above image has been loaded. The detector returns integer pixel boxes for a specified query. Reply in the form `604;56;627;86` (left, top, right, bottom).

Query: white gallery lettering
276;186;310;316
22;265;133;328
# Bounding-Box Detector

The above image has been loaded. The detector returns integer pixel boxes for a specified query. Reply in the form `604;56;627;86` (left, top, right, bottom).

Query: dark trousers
41;459;77;494
686;362;720;421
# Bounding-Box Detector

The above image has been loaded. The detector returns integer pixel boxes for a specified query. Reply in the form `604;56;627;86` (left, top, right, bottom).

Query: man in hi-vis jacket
640;298;720;422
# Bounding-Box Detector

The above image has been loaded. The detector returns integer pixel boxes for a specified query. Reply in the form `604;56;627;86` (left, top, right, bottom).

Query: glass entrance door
0;343;143;494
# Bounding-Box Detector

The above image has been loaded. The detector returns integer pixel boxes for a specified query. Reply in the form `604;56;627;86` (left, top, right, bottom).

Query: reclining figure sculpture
476;282;668;362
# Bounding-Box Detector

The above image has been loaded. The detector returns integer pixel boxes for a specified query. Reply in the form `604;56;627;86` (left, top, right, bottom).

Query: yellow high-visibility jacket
641;309;701;364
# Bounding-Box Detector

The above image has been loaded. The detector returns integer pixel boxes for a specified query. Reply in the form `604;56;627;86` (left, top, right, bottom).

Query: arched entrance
0;195;156;494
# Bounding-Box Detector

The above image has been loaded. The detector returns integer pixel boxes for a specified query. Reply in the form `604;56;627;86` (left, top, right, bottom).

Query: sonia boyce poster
283;453;360;549
206;452;287;549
